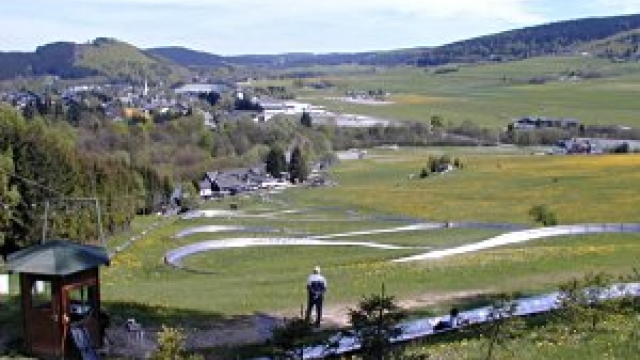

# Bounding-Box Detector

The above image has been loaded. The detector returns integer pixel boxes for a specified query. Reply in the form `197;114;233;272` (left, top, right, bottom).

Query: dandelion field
4;148;639;359
92;149;640;324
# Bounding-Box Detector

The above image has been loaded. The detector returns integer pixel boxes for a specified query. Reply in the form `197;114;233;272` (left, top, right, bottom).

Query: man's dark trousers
305;293;323;326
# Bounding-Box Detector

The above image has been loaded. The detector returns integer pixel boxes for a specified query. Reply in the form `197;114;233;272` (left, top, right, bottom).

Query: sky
2;0;640;55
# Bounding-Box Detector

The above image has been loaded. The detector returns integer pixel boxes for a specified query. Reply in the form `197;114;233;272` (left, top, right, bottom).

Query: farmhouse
554;138;640;154
509;116;580;130
199;165;272;198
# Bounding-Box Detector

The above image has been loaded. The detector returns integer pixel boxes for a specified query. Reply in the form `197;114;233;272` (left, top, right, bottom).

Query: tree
430;115;444;129
66;101;82;125
288;146;308;184
480;294;524;360
270;316;316;360
528;204;558;226
347;285;406;360
266;145;287;179
557;273;617;332
300;111;313;128
0;149;21;259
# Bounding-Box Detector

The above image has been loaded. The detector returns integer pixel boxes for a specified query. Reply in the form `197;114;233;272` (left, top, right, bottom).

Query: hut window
68;285;96;316
31;280;52;309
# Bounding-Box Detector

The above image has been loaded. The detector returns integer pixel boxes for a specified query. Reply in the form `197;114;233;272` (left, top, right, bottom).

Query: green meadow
293;150;640;223
275;57;640;128
3;148;640;359
88;149;640;322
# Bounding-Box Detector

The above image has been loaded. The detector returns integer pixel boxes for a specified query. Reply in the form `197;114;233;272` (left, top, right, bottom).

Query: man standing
305;266;327;326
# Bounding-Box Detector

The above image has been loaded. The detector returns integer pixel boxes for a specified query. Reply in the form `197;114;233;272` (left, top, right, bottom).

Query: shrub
270;316;315;360
528;205;558;226
347;285;407;360
150;326;203;360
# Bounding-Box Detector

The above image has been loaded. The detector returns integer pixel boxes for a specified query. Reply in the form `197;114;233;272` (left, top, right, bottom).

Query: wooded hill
411;14;640;66
0;38;183;82
149;13;640;68
3;13;640;79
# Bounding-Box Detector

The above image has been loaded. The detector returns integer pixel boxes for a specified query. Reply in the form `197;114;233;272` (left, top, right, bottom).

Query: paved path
394;223;640;262
302;282;640;359
165;238;424;270
166;223;640;268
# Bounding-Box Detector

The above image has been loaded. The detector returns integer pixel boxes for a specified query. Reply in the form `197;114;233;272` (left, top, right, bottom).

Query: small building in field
6;240;110;359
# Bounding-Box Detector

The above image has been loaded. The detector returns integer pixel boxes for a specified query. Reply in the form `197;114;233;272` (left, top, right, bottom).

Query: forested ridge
169;13;640;67
5;13;640;81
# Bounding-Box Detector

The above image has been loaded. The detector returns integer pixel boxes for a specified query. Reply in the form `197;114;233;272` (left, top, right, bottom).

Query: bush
270;317;316;360
347;285;407;360
528;205;558;226
150;326;203;360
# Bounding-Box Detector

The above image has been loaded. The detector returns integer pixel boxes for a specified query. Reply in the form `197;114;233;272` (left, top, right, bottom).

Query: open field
88;150;640;320
273;57;640;128
4;148;640;358
293;149;640;223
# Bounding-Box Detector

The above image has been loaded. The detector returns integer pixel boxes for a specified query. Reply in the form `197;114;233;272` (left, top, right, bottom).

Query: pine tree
288;146;308;184
266;146;287;179
348;285;406;360
300;111;312;127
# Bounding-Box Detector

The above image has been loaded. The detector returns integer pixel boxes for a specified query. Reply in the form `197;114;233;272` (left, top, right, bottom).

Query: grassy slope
282;56;640;128
5;149;639;360
410;312;640;360
89;150;640;320
76;39;182;81
294;150;640;223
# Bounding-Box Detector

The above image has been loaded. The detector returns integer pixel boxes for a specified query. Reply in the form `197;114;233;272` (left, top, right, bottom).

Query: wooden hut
6;240;110;359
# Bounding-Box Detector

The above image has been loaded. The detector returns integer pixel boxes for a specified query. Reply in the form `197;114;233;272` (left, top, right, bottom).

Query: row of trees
265;145;309;183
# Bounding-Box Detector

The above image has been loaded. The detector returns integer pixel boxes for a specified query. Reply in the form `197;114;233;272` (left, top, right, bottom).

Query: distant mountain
271;13;640;67
147;46;227;67
0;38;183;81
3;13;640;81
410;13;640;66
0;42;96;80
157;13;640;68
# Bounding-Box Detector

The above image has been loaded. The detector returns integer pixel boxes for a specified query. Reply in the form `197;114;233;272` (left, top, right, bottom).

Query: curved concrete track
175;225;279;238
165;238;425;269
394;223;640;262
166;223;640;269
303;282;640;359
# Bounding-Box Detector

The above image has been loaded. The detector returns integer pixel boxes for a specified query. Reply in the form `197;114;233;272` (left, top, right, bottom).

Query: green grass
293;152;640;223
407;311;640;360
6;148;639;360
100;226;640;320
91;150;640;322
267;56;640;128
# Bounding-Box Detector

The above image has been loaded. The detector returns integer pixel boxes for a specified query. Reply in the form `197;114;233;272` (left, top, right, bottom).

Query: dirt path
270;289;491;329
46;290;490;359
